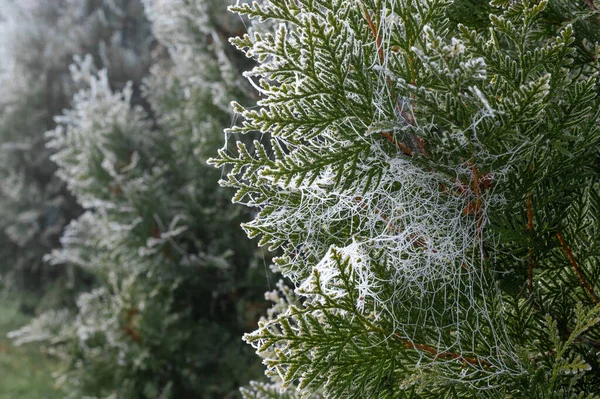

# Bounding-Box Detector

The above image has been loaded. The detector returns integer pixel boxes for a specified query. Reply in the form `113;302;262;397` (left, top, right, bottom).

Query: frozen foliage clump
0;0;153;302
143;0;252;113
142;0;255;161
47;58;153;210
10;1;269;397
212;0;600;396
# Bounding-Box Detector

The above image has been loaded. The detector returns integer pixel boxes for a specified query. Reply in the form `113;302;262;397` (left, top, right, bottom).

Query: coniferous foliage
211;0;600;397
9;0;268;397
0;0;153;305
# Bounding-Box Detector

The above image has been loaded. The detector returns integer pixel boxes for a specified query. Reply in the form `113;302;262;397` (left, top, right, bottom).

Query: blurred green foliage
0;297;62;399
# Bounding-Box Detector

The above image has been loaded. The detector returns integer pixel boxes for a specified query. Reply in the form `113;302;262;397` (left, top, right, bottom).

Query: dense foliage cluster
6;0;269;397
211;0;600;397
0;0;152;305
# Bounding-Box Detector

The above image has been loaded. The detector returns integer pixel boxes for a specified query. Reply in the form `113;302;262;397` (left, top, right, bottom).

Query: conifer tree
0;0;153;305
211;0;600;396
9;0;268;397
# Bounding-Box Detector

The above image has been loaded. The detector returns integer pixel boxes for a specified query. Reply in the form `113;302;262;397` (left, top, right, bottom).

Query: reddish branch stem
151;224;175;261
394;333;491;367
585;0;597;11
362;6;415;157
472;165;485;231
381;132;413;156
525;164;537;292
526;194;536;292
462;164;489;233
526;196;534;233
363;320;491;368
124;307;142;342
363;8;384;63
556;231;599;304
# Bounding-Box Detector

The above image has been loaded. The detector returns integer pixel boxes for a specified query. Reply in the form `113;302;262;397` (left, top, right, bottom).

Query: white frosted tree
0;0;153;305
9;0;269;397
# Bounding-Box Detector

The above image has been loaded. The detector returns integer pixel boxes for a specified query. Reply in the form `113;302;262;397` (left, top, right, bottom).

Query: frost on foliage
143;0;247;99
43;58;192;271
241;381;308;399
241;281;323;398
12;272;187;398
12;0;265;396
0;0;152;86
47;57;153;210
242;154;521;390
0;0;153;294
297;158;491;305
142;0;255;160
208;0;598;396
8;309;71;346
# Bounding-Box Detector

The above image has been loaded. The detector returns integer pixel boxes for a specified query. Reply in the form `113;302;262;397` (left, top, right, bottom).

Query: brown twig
363;8;384;63
527;196;534;234
472;164;483;230
462;164;490;232
394;333;491;367
526;165;536;292
150;224;175;261
585;0;597;12
526;194;535;292
381;131;413;156
362;5;416;157
124;307;142;343
360;297;490;368
556;231;599;303
362;318;491;368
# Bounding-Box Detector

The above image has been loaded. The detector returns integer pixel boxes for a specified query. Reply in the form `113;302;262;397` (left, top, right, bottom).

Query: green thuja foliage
9;0;270;397
0;0;153;307
211;0;600;397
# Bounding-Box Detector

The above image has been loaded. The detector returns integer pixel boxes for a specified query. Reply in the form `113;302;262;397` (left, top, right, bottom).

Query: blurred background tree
0;0;154;311
5;0;271;397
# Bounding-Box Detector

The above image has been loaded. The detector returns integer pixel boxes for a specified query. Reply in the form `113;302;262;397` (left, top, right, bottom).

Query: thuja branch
556;231;599;303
